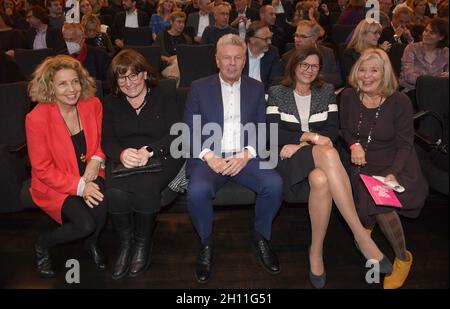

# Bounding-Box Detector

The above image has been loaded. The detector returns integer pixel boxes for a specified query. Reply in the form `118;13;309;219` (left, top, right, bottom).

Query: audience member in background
102;49;183;279
380;0;394;17
47;0;65;29
230;0;259;39
259;4;285;54
379;6;415;44
186;0;214;43
282;20;342;87
336;0;365;25
111;0;150;48
0;11;26;57
153;10;192;80
267;46;392;289
26;55;107;278
184;0;200;16
340;48;428;289
82;14;115;55
243;21;282;90
1;0;28;29
410;0;430;25
342;20;391;82
399;18;449;102
62;22;110;81
272;0;294;23
150;0;179;41
437;0;449;19
25;5;67;53
201;2;238;45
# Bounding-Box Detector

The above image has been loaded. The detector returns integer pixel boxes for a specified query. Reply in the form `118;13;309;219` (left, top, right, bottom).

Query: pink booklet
359;174;403;208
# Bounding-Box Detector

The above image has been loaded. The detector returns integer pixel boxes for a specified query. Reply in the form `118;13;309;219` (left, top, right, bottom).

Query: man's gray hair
216;34;247;52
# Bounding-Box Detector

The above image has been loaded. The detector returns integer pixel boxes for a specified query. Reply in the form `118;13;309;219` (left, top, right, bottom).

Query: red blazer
25;97;105;224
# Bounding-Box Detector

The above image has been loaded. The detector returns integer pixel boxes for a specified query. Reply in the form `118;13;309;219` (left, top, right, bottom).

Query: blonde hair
216;33;246;52
156;0;179;16
347;19;382;53
81;14;101;33
28;55;96;103
348;48;398;97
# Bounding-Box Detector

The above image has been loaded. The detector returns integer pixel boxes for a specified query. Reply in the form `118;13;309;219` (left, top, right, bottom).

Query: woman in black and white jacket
267;46;392;289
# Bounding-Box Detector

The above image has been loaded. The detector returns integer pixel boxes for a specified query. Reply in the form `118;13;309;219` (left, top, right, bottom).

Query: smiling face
52;69;82;108
356;58;383;95
294;54;320;86
117;69;148;98
216;44;246;84
422;23;444;46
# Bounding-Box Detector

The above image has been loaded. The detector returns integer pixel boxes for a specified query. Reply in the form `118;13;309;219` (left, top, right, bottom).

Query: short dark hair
245;21;269;43
427;17;449;48
108;49;159;96
28;5;49;24
281;46;324;89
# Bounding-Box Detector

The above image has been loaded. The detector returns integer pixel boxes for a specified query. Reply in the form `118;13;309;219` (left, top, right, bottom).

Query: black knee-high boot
129;212;156;277
34;234;55;278
111;213;133;280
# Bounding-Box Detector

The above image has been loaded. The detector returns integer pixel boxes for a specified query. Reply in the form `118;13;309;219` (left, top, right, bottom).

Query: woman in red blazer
26;55;107;278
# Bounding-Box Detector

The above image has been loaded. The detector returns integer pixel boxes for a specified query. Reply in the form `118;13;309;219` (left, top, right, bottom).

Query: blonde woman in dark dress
340;48;428;289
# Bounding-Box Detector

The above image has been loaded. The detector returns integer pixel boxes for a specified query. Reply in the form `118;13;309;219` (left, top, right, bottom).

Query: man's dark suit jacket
185;12;215;38
184;74;266;159
243;45;282;91
24;26;67;54
229;7;260;27
281;44;342;87
111;10;150;41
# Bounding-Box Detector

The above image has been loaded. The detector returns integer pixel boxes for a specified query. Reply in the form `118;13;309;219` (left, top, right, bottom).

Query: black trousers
39;179;107;248
107;188;160;215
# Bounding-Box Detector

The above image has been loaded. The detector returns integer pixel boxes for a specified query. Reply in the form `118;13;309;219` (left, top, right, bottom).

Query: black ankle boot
86;244;107;271
34;241;55;278
111;213;132;280
129;213;156;277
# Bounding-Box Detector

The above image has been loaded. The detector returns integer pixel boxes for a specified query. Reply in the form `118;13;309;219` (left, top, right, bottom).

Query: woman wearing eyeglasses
267;46;392;289
342;19;391;83
102;49;183;279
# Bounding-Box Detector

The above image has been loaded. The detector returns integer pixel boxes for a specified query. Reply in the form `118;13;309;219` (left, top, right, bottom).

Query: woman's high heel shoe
308;247;326;289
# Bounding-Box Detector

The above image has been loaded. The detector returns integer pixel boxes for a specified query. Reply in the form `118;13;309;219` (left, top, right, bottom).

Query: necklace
133;98;147;110
354;94;383;174
62;107;86;163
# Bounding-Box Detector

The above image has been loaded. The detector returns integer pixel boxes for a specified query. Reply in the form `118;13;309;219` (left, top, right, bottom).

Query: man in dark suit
243;21;282;90
186;0;215;43
111;0;150;47
24;5;66;53
62;23;110;81
184;34;283;284
281;20;342;87
379;6;415;45
229;0;259;38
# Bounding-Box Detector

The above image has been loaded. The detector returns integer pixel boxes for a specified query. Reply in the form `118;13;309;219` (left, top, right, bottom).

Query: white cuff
243;146;256;158
91;155;105;169
199;148;212;161
77;177;86;197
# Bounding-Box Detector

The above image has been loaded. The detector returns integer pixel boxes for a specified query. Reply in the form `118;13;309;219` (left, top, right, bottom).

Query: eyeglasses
117;72;140;84
253;35;273;43
368;30;382;36
299;62;320;72
293;33;314;40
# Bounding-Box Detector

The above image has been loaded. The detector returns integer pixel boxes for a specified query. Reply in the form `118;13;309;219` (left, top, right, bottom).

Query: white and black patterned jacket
266;83;339;147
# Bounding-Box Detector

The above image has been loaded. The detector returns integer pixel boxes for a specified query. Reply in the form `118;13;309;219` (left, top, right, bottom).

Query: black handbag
112;157;163;178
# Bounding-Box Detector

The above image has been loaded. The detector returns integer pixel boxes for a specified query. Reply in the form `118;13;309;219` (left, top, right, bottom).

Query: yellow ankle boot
383;251;413;289
365;226;374;237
